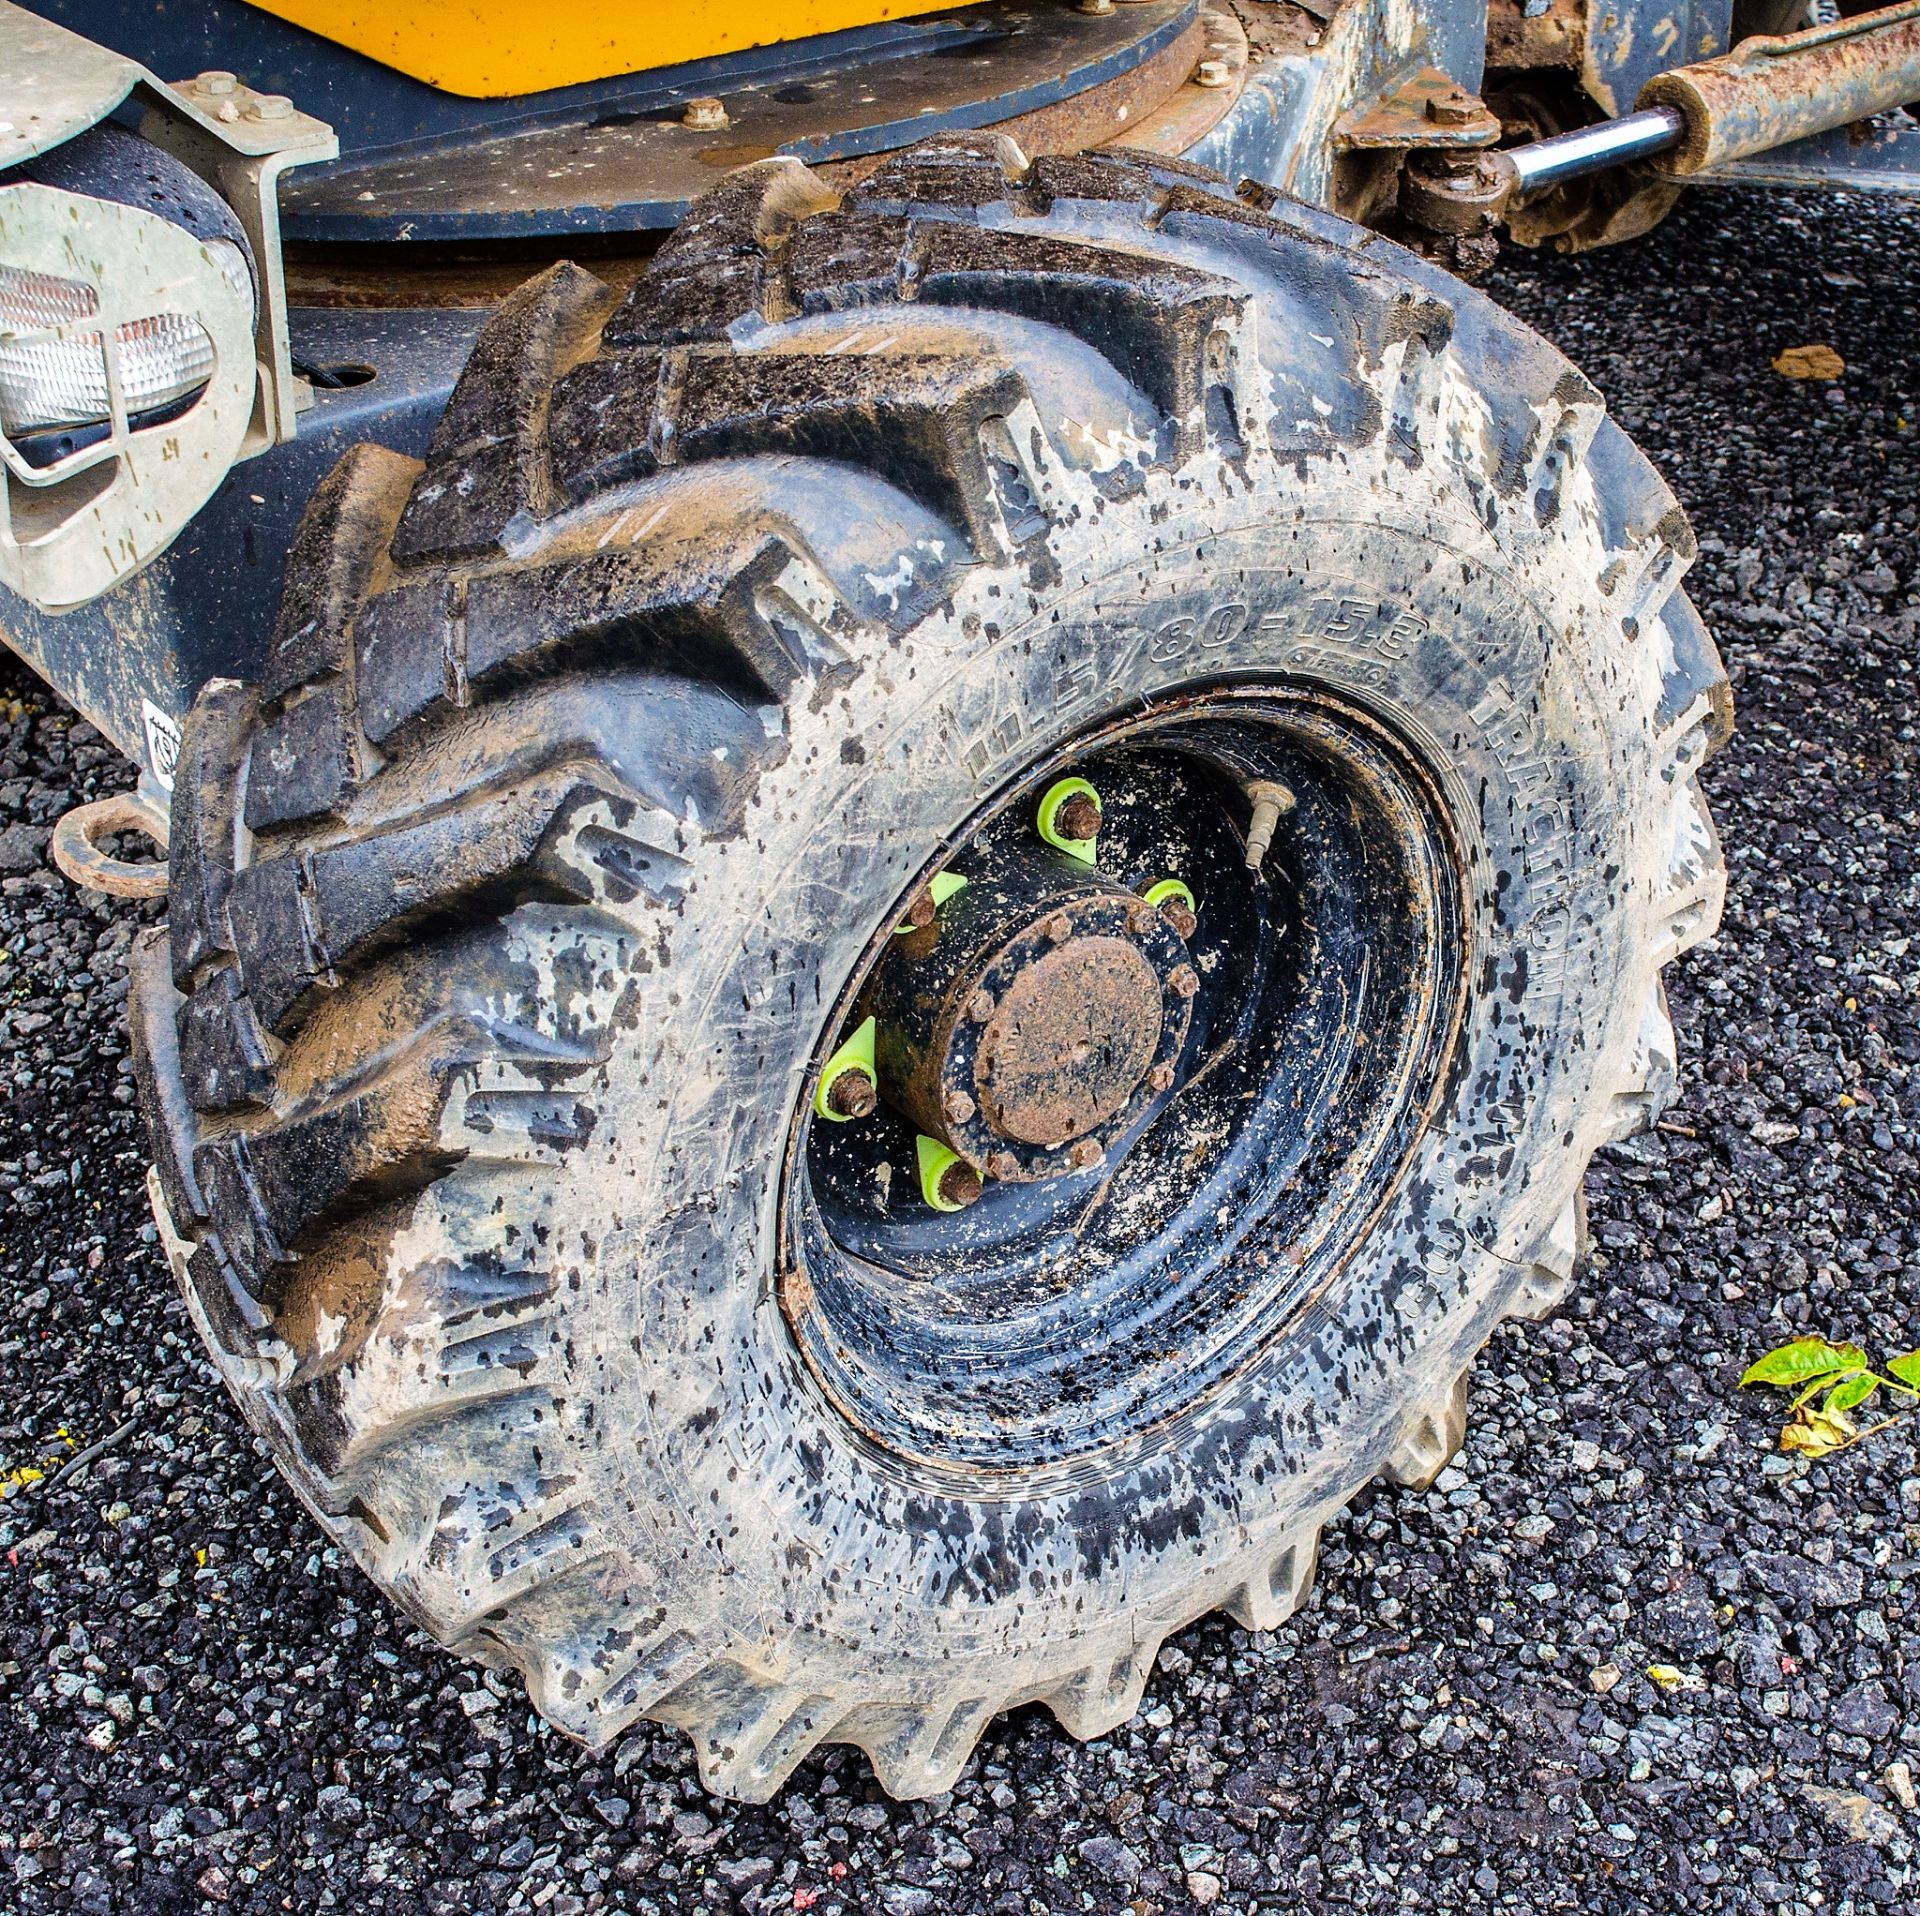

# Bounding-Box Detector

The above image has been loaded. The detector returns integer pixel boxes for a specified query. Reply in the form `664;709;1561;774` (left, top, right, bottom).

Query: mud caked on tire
132;136;1728;1800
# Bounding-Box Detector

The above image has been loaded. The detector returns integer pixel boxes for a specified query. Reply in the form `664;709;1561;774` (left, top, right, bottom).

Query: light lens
0;243;251;438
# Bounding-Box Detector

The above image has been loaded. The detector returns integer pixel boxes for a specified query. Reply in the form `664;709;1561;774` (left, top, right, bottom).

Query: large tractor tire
132;136;1728;1801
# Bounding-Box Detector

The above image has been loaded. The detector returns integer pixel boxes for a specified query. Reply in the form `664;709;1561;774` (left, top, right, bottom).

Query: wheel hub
864;842;1194;1183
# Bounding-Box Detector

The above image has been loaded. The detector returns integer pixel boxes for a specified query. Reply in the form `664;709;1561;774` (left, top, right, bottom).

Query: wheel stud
1036;777;1103;864
826;1068;877;1119
917;1135;983;1211
814;1016;879;1123
1143;878;1198;940
1243;780;1296;871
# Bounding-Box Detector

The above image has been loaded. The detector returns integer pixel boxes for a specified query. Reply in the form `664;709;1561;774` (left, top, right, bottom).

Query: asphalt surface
4;185;1920;1915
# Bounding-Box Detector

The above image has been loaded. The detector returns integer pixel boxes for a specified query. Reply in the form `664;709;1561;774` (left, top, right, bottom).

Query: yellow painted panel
244;0;982;98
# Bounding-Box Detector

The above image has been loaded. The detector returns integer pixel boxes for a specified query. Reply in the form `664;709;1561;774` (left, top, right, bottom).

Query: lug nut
988;1150;1021;1179
1037;778;1102;863
896;870;968;937
1056;792;1102;842
813;1014;878;1124
1148;1063;1176;1093
1242;780;1296;871
1426;86;1476;126
682;96;730;130
1069;1139;1103;1170
1127;902;1158;936
943;1089;977;1124
1078;0;1114;12
967;988;995;1022
1143;878;1198;940
917;1134;983;1211
913;1136;983;1213
1168;964;1200;999
1043;910;1073;942
1195;58;1232;88
939;1160;983;1207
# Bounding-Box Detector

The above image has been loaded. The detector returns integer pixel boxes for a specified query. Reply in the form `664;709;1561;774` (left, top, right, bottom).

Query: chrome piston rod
1505;108;1687;196
1500;0;1920;199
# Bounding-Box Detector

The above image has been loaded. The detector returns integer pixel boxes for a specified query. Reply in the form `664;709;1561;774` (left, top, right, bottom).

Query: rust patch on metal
1641;1;1920;174
976;936;1164;1147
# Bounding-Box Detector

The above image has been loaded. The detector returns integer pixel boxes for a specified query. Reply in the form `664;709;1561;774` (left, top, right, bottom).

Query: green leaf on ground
1825;1373;1879;1416
1740;1337;1867;1391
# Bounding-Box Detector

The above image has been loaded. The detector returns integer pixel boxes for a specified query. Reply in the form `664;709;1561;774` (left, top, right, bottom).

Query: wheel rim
779;686;1469;1471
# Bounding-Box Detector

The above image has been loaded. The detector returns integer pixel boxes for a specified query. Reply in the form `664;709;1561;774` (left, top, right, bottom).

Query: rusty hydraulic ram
1501;0;1920;196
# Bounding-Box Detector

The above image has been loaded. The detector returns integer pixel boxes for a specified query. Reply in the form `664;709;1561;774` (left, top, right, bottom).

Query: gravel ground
3;186;1920;1916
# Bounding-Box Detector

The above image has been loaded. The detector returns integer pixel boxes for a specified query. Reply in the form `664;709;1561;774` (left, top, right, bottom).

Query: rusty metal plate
1334;64;1502;152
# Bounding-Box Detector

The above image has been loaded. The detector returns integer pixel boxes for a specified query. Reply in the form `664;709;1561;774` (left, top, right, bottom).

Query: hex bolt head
1127;902;1159;937
245;94;293;121
1078;0;1115;12
824;1068;877;1120
1195;59;1232;88
1168;964;1200;999
1147;1063;1176;1093
197;71;237;95
1043;911;1074;943
988;1150;1021;1180
682;96;730;130
943;1089;977;1125
1161;897;1198;940
1427;86;1476;126
903;888;937;932
967;988;996;1022
939;1160;984;1209
1056;792;1103;842
1068;1140;1103;1170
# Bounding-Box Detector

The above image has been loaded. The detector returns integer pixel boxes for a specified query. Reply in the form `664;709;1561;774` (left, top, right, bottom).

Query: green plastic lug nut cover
1036;777;1101;864
813;1015;878;1121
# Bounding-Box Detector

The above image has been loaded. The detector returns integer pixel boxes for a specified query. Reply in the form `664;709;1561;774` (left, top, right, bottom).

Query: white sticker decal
142;698;183;793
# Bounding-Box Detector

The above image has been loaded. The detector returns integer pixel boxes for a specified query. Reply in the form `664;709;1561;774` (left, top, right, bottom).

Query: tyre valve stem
1242;780;1296;872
